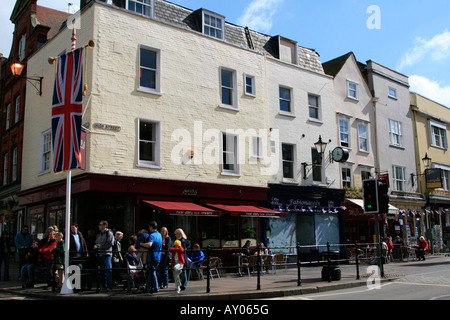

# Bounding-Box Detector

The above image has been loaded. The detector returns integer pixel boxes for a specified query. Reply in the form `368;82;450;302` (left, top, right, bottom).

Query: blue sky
1;0;450;106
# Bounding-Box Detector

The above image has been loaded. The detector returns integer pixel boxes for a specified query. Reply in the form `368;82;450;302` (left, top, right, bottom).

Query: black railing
34;241;396;294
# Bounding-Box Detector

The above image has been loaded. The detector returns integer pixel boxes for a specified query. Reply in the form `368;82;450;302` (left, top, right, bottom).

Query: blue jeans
99;255;113;290
0;255;9;280
43;259;54;287
157;257;169;287
20;263;35;284
146;260;160;292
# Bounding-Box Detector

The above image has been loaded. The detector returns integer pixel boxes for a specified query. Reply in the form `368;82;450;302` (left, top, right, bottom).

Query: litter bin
321;251;341;281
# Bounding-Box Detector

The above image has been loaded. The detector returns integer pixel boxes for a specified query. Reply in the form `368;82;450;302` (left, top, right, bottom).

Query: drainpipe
371;96;380;176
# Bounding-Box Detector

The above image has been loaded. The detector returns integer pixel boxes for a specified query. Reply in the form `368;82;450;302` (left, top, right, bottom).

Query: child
21;241;39;288
53;232;65;291
135;229;150;265
170;240;185;293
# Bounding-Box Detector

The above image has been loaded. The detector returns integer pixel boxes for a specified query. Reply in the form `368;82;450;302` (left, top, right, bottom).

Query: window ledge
218;104;240;112
282;178;298;185
137;87;163;96
278;111;296;118
221;171;241;177
389;144;405;150
307;118;323;125
136;163;162;170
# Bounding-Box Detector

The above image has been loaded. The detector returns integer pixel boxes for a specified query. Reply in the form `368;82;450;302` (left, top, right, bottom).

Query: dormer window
127;0;153;17
202;10;225;40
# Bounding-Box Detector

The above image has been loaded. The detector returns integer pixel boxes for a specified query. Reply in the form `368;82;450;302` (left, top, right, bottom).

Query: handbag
173;263;184;271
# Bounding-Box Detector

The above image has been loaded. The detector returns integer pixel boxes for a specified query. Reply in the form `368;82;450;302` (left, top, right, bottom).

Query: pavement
1;254;449;300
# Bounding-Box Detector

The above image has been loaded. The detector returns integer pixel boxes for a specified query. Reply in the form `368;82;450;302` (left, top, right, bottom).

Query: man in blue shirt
15;226;33;272
141;221;162;292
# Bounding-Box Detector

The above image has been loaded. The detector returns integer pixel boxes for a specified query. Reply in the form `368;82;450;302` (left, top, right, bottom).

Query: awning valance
206;204;287;218
143;201;221;217
346;199;399;215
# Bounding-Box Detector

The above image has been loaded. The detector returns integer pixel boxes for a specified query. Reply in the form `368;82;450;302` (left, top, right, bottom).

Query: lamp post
11;61;43;96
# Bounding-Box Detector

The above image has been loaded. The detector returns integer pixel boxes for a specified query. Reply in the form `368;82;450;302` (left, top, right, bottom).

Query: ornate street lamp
11;61;43;96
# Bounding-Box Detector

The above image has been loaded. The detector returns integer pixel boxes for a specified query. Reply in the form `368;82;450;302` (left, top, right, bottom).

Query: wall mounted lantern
11;62;43;96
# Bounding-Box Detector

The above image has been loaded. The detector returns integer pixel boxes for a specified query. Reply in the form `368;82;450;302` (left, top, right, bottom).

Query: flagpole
60;21;76;295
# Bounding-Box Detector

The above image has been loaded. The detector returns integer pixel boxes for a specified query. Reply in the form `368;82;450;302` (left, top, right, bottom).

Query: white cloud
409;75;450;107
236;0;283;34
397;29;450;70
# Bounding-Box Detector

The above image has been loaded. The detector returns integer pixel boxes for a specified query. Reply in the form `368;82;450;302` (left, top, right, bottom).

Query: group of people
378;235;430;263
95;221;205;294
13;223;89;291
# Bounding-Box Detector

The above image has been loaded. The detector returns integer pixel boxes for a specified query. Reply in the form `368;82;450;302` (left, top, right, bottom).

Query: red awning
143;201;221;217
206;204;287;218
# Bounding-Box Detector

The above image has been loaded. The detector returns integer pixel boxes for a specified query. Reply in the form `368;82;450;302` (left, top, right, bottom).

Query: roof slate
154;0;324;74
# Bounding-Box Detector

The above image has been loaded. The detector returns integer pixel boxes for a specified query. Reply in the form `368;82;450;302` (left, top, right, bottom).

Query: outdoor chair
262;255;275;274
242;255;258;276
188;259;204;280
273;253;287;272
200;257;221;279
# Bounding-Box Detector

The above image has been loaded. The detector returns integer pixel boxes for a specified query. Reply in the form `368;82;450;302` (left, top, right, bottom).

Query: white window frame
308;94;320;120
138;45;161;95
5;104;10;130
3;153;8;186
357;121;369;152
279;86;293;114
361;169;372;181
441;169;450;191
221;132;240;175
252;136;263;159
137;118;161;169
15;96;20;123
341;165;352;189
393;165;406;191
389;119;403;147
18;34;26;61
270;139;277;155
40;129;52;174
429;120;448;150
202;10;225;40
338;116;350;148
244;74;256;97
126;0;154;17
388;87;397;99
12;148;17;182
347;80;359;100
220;68;238;110
281;143;295;180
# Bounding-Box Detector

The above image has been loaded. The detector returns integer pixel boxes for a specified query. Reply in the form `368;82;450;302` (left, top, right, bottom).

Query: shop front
19;173;285;267
266;184;346;258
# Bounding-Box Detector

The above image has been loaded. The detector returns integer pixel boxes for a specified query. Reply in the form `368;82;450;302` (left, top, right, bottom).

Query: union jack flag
51;47;84;173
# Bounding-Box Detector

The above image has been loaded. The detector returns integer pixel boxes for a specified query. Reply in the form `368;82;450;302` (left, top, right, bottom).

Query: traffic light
377;179;389;213
363;179;378;213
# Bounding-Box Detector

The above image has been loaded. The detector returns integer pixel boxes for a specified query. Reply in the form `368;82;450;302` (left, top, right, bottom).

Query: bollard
148;250;154;294
297;242;302;287
327;242;332;283
354;241;360;280
96;248;100;293
206;245;211;293
256;243;261;290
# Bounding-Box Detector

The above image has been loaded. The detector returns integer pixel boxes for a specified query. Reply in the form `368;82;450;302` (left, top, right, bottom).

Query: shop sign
426;168;442;189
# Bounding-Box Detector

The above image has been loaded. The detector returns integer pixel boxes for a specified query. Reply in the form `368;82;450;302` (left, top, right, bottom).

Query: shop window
201;219;220;248
241;217;257;247
221;215;239;248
